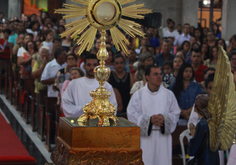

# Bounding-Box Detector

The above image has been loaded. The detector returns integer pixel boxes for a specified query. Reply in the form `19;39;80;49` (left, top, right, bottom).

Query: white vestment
62;77;117;117
127;84;180;165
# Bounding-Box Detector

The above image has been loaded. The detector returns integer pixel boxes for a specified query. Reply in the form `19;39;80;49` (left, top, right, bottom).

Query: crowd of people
1;11;236;164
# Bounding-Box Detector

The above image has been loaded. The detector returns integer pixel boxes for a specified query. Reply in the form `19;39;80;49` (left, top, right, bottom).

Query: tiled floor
0;95;52;165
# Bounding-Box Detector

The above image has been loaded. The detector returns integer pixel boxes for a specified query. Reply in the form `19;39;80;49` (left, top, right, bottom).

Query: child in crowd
42;29;53;58
162;61;173;89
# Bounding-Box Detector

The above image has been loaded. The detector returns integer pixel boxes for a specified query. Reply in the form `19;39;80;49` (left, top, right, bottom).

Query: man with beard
62;53;117;117
162;19;179;39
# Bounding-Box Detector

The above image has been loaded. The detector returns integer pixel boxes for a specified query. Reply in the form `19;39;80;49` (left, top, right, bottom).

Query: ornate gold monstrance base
51;117;143;165
77;30;118;126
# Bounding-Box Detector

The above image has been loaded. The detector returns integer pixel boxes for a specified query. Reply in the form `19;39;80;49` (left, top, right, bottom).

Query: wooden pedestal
51;117;143;165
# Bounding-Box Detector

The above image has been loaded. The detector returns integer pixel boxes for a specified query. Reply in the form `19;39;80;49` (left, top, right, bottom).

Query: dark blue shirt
149;37;160;48
154;52;175;67
170;81;201;110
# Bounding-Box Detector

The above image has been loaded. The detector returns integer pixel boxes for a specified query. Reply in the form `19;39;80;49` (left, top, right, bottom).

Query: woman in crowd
194;28;203;45
108;54;134;113
180;41;191;59
215;38;226;51
125;48;137;76
133;51;154;82
171;63;201;121
61;34;72;52
131;52;154;95
206;30;215;47
61;67;84;97
201;42;210;61
212;23;221;39
31;46;49;94
26;21;39;40
105;47;115;71
169;56;185;87
42;29;53;57
204;46;218;69
18;40;37;79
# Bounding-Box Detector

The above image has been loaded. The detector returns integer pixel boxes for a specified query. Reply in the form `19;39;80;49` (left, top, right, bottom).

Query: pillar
8;0;21;19
182;0;199;27
221;0;236;40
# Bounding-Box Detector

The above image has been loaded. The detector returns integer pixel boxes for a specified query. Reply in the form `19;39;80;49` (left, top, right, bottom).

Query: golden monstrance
54;0;152;126
50;0;152;164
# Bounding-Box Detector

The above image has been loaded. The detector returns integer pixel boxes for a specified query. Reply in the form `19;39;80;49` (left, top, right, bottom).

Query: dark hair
66;53;77;61
201;42;210;60
23;33;33;40
28;21;39;30
172;63;194;101
215;39;226;51
193;28;203;44
180;41;190;51
53;38;62;43
58;25;66;32
205;73;214;88
163;61;173;70
54;47;66;59
229;51;236;61
147;45;156;55
167;19;175;25
192;48;201;54
107;47;114;62
25;41;37;52
212;23;220;35
191;42;200;51
162;39;171;45
3;28;11;35
145;65;160;77
204;67;215;75
147;26;154;30
184;23;190;27
43;29;52;38
113;54;125;62
209;46;218;62
84;53;98;64
46;23;53;28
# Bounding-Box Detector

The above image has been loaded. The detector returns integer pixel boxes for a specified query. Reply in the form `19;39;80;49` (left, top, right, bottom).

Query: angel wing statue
188;47;236;165
208;46;236;151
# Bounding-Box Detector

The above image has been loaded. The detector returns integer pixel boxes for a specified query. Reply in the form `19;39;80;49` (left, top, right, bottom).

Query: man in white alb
127;65;180;165
62;53;117;117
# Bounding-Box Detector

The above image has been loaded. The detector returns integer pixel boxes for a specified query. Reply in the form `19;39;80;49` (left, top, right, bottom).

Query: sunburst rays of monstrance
55;0;152;126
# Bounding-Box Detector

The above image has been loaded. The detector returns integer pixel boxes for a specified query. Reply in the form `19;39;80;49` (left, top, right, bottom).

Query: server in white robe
62;54;117;117
127;65;180;165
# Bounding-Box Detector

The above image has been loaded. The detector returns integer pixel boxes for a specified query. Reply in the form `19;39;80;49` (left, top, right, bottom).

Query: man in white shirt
127;65;180;165
62;53;117;117
174;23;191;46
41;47;67;97
162;19;179;39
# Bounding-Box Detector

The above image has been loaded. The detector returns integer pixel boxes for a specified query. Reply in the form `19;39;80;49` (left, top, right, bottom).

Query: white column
8;0;21;19
221;0;236;40
182;0;199;27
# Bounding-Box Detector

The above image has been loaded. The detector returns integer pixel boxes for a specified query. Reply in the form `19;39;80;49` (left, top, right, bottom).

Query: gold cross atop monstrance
55;0;152;126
